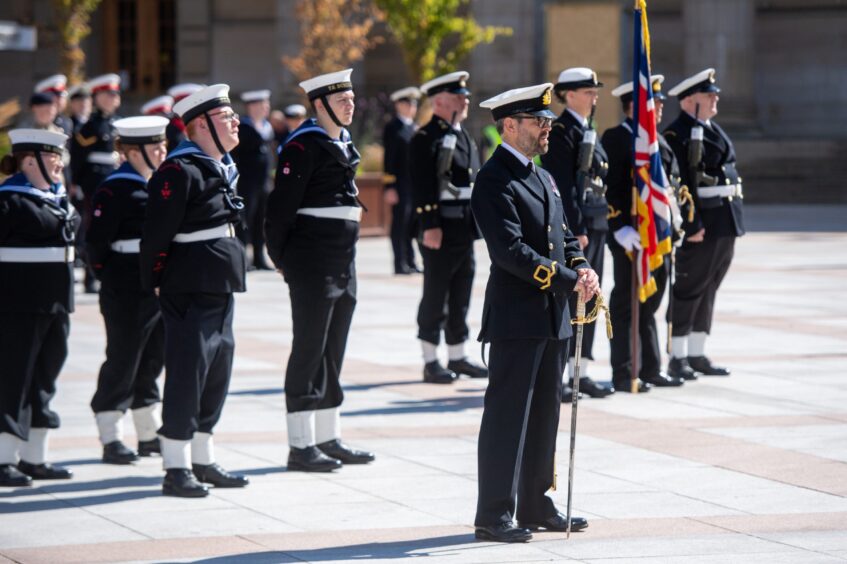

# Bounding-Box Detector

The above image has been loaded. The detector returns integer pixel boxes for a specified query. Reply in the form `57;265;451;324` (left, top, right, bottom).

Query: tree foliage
372;0;512;83
53;0;103;85
283;0;384;83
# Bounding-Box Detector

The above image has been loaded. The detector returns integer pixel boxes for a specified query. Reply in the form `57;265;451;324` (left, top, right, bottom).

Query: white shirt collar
501;141;533;169
399;115;414;126
566;107;588;127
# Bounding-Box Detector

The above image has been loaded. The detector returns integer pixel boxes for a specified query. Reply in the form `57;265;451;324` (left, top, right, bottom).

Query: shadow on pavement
0;488;159;513
0;475;162;499
343;396;483;417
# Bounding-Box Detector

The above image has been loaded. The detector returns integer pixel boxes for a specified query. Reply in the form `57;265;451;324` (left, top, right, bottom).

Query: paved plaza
1;205;846;563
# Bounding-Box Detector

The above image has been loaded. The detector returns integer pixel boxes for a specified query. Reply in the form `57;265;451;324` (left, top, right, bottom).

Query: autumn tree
372;0;512;84
53;0;103;85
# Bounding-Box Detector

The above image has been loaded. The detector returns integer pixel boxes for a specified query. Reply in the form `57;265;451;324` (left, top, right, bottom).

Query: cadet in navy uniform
231;89;274;270
141;94;184;152
87;116;170;465
265;69;375;473
472;85;597;542
664;69;744;379
602;76;684;392
70;73;123;293
382;86;421;275
0;129;78;487
410;71;488;384
541;67;611;399
68;84;92;133
140;84;249;497
33;74;73;137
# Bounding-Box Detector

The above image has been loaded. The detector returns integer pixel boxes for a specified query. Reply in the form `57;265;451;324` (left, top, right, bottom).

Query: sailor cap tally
88;74;122;94
480;83;556;121
299;69;353;100
390;86;421;102
9;128;68;155
283;104;307;118
113;116;169;144
420;71;470;97
34;74;67;96
167;83;204;102
554;67;603;91
241;89;271;103
611;75;665;103
668;68;720;99
173;84;231;124
141;95;174;115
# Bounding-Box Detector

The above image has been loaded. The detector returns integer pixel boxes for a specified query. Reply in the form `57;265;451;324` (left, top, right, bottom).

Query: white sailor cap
141;95;174;116
390;86;421;102
554;67;603;91
241;89;271;103
420;71;470;97
668;68;720;99
8;128;68;155
68;83;91;99
611;75;665;102
113;116;169;145
173;84;231;124
283;104;307;118
167;83;204;102
480;83;556;121
34;74;67;96
299;69;353;100
88;73;122;94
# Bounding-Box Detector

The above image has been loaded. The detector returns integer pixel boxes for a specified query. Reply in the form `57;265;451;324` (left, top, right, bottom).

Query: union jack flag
632;0;673;302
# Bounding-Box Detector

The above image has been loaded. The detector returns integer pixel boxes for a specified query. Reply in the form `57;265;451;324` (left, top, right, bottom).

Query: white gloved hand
613;226;642;251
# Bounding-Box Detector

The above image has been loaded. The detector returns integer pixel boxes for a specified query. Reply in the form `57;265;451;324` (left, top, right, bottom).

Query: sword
565;288;586;539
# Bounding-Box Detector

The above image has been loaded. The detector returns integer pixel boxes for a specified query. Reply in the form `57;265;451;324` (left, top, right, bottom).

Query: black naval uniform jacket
265;120;361;278
140;142;246;293
86;162;152;291
601;119;636;235
70;109;120;195
382;116;415;195
0;175;79;314
409;115;481;241
231;117;273;197
471;146;589;342
663;112;745;239
541;109;609;235
165;114;187;153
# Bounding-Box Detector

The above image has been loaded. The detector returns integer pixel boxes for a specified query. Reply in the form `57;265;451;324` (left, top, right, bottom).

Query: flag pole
629;187;640;393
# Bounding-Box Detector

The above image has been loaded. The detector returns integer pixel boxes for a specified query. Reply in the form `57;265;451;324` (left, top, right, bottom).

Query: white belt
439;186;473;201
297;206;362;222
0;246;74;263
172;223;236;243
110;238;141;253
698;184;741;199
87;151;119;166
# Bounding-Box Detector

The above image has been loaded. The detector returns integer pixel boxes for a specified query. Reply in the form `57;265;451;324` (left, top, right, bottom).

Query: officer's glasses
210;110;239;123
514;114;553;129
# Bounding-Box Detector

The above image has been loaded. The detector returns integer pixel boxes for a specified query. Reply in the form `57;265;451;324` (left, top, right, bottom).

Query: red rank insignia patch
160;182;172;200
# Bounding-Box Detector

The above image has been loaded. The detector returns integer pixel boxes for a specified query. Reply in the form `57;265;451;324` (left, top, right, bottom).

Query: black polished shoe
612;378;652;393
668;357;699;381
641;371;684;387
102;440;139;465
423;361;457;384
192;463;249;488
394;265;414;275
137;438;161;457
17;461;73;480
688;355;730;376
317;439;375;464
447;358;488;379
519;512;588;532
163;468;209;497
253;261;274;271
0;464;32;487
574;377;614;398
475;522;533;543
287;445;342;472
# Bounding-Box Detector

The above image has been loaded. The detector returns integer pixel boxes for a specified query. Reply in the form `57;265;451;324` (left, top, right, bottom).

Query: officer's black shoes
163;468;209;497
137;438;161;457
519;512;589;532
574;377;614;398
102;440;139;465
668;357;699;381
423;361;457;384
287;446;342;472
317;439;375;465
688;356;730;376
447;358;489;379
475;522;533;543
640;371;685;387
17;461;73;480
612;378;652;393
0;464;32;487
192;463;249;488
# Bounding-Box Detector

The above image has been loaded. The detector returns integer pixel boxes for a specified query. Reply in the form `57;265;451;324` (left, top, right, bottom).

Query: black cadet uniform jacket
471;146;589;342
86;163;151;291
601;119;636;235
231;118;272;195
140;143;246;293
663;111;745;238
382;116;415;194
0;175;80;314
541;110;609;235
70;109;120;191
265;122;361;277
409;115;481;240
